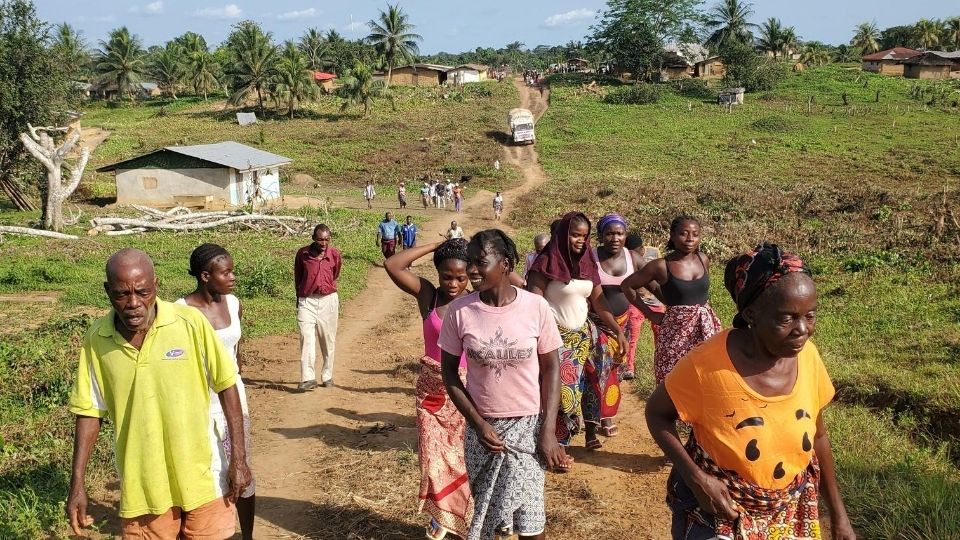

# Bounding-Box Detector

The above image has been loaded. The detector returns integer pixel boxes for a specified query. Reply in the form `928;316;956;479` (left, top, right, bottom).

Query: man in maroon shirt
294;224;342;391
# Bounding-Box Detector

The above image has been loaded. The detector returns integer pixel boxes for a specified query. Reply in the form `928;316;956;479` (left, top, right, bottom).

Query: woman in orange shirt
646;243;856;540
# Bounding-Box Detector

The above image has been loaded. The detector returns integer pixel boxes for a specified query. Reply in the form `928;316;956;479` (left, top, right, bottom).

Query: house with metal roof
96;141;292;208
389;63;454;86
447;64;491;85
861;47;921;76
901;52;955;80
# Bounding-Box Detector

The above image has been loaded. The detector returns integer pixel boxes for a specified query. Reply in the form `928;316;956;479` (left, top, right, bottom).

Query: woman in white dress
177;243;256;540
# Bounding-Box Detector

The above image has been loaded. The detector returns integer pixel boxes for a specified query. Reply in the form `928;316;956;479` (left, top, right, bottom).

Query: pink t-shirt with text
439;288;563;418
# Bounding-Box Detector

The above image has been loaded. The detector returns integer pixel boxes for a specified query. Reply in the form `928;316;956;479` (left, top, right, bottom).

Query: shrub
667;78;714;99
236;257;284;298
750;115;794;132
603;83;662;105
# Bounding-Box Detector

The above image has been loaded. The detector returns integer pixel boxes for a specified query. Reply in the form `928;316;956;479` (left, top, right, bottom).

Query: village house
659;51;693;80
313;72;337;93
446;64;490;85
566;58;590;72
88;81;162;100
389;63;453;86
861;47;921;76
901;52;954;80
96;141;291;208
694;56;726;79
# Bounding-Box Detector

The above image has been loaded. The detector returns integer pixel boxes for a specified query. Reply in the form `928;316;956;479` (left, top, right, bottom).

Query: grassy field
527;66;960;538
0;80;520;538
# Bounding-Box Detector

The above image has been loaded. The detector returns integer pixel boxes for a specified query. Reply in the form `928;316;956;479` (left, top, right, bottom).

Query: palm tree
757;17;784;58
781;26;799;57
150;43;184;99
947;18;960;51
326;29;345;43
915;18;942;50
336;60;391;117
188;50;219;99
52;23;89;70
225;21;278;112
174;31;208;56
800;45;831;67
299;28;332;71
851;22;881;54
97;27;147;101
366;4;422;87
832;44;858;63
274;42;319;118
705;0;756;49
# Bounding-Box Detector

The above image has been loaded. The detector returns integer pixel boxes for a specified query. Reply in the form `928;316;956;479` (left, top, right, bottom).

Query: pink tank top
423;294;467;368
595;247;635;286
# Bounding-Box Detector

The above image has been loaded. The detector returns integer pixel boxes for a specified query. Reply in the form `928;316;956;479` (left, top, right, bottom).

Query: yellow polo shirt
69;299;237;518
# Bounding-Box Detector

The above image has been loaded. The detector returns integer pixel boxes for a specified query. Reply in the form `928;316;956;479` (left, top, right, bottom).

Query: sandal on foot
621;371;635;380
601;424;619;437
586;438;603;451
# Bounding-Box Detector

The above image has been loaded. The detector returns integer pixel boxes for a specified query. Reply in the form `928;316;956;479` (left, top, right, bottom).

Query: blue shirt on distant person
401;223;418;248
378;219;400;241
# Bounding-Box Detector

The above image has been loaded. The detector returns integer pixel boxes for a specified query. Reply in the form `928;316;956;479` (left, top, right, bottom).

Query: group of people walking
65;209;856;540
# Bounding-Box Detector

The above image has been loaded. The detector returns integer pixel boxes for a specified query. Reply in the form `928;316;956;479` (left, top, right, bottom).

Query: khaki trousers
297;293;339;383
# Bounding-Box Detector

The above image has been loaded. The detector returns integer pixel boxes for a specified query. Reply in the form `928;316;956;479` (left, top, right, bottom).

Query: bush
667;78;714;99
720;41;788;93
236;257;284;298
603;83;663;105
750;115;794;132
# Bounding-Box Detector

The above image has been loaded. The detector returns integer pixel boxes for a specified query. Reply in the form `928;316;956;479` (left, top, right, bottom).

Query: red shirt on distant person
294;245;342;297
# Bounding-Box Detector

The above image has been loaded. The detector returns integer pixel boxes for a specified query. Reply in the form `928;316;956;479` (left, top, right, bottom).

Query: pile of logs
88;205;310;236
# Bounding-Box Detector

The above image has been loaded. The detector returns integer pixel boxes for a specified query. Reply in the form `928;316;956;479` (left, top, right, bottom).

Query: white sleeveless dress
176;294;255;497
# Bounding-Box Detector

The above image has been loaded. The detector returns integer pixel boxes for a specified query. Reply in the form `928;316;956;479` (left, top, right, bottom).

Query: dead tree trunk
19;124;90;232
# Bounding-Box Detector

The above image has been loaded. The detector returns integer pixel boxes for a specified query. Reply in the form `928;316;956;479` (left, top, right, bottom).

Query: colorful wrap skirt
555;320;595;445
416;356;472;540
464;415;546;540
583;311;628;425
668;437;822;540
654;304;721;385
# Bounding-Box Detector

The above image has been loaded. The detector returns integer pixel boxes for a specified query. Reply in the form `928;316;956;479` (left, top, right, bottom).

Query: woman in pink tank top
385;240;472;540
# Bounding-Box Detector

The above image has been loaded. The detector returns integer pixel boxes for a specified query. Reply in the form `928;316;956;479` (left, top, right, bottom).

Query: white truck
507;108;535;145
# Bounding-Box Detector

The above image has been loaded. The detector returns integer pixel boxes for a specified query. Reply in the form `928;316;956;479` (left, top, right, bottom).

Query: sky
35;0;959;54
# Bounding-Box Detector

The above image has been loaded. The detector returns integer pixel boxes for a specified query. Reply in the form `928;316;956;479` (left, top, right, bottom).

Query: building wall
879;61;905;76
862;61;880;73
390;67;443;86
660;67;692;80
448;69;481;84
115;167;232;206
904;65;951;79
696;60;726;79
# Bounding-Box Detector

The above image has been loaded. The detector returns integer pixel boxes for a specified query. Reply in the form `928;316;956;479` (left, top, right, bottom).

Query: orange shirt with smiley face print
665;329;835;489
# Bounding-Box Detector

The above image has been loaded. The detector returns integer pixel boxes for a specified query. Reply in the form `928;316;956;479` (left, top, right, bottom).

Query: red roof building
313;72;337;92
862;47;921;76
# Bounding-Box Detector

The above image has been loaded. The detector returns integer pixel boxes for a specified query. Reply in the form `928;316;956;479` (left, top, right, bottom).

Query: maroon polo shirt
294;245;342;298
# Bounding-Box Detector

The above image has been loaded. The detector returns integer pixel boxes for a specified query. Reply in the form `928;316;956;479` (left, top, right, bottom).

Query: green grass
530;67;960;538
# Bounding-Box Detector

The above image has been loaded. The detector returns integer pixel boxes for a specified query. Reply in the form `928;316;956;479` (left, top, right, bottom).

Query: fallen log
89;214;307;232
0;225;78;240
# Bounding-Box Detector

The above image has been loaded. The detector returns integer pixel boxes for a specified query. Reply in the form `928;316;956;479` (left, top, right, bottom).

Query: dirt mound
290;173;317;187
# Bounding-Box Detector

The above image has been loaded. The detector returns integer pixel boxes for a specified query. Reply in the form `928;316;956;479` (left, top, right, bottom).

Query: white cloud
277;7;317;21
194;4;243;19
543;8;595;28
145;1;164;14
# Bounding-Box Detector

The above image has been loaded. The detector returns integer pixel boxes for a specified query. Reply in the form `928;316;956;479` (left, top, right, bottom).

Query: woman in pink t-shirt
439;230;571;540
385;239;472;540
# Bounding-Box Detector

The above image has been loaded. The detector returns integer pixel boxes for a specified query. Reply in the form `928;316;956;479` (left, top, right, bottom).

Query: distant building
89;81;163;100
927;51;960;77
694;57;726;79
313;72;337;93
861;47;921;76
660;52;693;80
566;58;590;72
447;64;490;85
901;52;954;80
390;63;453;86
96;141;291;208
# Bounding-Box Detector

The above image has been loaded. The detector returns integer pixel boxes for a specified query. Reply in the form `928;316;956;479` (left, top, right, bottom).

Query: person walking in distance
363;181;376;209
435;180;446;209
177;244;257;540
67;248;250;540
444;220;465;240
401;215;419;251
398;181;408;210
377;211;402;259
453;184;464;213
421;183;431;209
294;224;342;391
492;192;504;221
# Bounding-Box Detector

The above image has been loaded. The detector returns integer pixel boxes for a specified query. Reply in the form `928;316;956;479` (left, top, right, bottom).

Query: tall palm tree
800;45;831;66
174;31;208;56
150;43;184;99
336;60;391;117
757;17;784;58
705;0;756;49
781;26;799;57
947;18;960;51
915;18;942;50
366;4;422;87
299;28;332;71
326;29;345;43
832;44;858;63
188;50;219;99
225;21;278;112
97;27;147;101
851;22;881;54
504;41;525;70
274;42;319;119
52;23;89;70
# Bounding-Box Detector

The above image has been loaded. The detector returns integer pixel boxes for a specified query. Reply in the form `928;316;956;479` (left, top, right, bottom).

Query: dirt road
242;79;671;539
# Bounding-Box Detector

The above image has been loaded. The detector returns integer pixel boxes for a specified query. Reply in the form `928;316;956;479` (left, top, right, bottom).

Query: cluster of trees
852;17;960;54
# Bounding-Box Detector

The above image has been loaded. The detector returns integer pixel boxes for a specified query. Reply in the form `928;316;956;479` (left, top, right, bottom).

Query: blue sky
35;0;958;53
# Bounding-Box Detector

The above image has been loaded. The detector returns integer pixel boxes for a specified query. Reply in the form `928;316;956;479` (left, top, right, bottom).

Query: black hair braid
666;214;700;251
188;243;230;278
433;238;469;268
469;229;519;271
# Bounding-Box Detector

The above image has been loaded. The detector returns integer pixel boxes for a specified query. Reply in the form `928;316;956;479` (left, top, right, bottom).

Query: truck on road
507;108;535;145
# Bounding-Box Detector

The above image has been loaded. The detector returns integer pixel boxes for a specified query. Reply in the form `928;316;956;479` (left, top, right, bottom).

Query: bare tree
19;124;89;232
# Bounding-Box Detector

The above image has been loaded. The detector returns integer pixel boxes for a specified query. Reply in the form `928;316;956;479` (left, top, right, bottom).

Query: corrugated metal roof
396;63;454;72
930;51;960;59
97;141;291;172
166;141;291;171
862;47;920;61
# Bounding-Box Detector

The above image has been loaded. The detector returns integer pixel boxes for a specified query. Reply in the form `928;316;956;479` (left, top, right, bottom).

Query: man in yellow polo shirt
67;248;251;539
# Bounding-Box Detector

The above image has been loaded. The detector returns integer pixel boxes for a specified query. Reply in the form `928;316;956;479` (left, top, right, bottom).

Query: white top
447;226;465;239
543;278;594;331
176;294;248;414
363;185;375;198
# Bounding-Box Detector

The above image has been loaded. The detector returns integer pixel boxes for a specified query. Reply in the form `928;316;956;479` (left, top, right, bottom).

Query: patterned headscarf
596;213;627;240
724;242;811;329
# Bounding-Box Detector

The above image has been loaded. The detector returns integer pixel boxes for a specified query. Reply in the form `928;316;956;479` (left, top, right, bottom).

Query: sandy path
242;79;670;539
